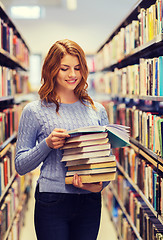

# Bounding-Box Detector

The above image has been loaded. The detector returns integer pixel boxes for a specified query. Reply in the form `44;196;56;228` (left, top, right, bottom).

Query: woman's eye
75;68;80;71
61;68;68;71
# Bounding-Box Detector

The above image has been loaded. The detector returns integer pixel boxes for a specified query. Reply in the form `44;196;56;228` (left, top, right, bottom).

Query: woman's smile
65;78;78;84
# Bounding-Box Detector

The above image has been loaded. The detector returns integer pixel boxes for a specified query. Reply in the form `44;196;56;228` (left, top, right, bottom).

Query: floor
20;171;118;240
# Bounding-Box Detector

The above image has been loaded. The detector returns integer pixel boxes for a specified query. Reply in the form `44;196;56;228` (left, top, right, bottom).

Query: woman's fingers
46;128;70;149
52;128;70;138
72;174;103;193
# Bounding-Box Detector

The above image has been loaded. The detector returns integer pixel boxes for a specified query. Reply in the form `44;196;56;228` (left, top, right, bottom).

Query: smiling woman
38;39;95;112
15;39;111;240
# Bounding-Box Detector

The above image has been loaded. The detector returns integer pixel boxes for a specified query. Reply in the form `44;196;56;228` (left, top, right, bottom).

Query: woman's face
56;54;82;93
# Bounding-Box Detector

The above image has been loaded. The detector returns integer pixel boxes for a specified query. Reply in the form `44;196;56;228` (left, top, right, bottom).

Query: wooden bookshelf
109;183;143;240
0;171;17;204
0;2;31;239
130;138;163;166
0;132;17;153
97;0;158;53
101;34;163;71
116;161;163;225
95;0;163;238
0;48;28;70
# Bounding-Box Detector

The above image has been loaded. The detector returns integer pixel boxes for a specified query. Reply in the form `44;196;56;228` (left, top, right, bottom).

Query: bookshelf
95;0;163;239
0;2;31;239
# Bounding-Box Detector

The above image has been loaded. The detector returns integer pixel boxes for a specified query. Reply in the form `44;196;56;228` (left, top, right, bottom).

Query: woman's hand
72;174;103;193
46;128;70;149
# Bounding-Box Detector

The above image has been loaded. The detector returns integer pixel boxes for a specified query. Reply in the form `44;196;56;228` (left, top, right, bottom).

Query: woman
15;39;110;240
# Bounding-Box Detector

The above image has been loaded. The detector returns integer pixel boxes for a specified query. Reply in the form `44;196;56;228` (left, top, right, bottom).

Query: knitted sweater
15;100;110;194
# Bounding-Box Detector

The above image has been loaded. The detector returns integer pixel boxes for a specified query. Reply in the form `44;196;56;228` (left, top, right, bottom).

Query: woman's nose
68;68;76;78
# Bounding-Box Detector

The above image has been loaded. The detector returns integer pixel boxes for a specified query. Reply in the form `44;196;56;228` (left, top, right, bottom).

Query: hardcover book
65;155;116;167
67;124;130;148
65;172;116;184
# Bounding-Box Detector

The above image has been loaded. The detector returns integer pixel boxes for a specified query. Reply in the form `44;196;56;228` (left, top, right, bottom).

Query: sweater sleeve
15;104;52;175
99;104;109;126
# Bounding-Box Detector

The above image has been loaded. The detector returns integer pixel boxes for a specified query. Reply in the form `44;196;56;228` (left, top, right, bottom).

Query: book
65;155;116;167
61;126;121;184
65;172;116;184
67;161;116;171
157;118;163;157
67;124;130;148
61;149;111;162
66;167;116;176
62;137;109;149
63;143;111;155
65;132;108;143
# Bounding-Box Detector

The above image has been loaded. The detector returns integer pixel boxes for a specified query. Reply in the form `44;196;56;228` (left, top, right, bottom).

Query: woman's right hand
46;128;70;149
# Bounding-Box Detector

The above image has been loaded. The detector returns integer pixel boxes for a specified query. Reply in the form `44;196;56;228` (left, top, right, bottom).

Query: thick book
65;155;116;167
68;161;116;171
67;124;130;148
62;137;109;149
63;143;111;156
65;172;116;184
61;149;111;162
65;132;108;143
66;167;116;176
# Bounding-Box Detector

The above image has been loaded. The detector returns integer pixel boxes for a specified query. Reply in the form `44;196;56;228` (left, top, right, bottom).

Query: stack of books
61;124;130;184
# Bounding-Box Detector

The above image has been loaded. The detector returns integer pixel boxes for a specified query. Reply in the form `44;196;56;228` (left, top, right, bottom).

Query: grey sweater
15;100;110;194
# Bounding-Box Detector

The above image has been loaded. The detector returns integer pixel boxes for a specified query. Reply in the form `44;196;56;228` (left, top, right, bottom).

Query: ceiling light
11;6;41;19
67;0;77;11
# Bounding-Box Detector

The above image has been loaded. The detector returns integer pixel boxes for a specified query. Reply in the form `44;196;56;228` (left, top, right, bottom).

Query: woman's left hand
72;174;103;193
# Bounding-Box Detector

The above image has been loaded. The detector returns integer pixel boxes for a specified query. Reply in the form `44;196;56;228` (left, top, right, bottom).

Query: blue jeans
34;185;101;240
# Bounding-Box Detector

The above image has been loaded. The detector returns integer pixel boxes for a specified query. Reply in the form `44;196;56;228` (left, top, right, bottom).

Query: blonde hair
38;39;95;112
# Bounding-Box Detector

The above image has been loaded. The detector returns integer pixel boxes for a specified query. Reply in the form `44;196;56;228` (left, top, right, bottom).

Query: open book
67;124;130;148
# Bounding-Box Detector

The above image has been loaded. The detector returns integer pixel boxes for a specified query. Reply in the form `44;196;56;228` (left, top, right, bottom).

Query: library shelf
116;161;163;225
3;192;28;240
0;2;31;239
0;171;17;203
102;34;163;72
3;208;17;240
0;2;29;52
130;143;163;173
0;143;12;158
109;182;143;240
98;0;162;52
0;132;17;153
0;96;14;103
109;94;163;102
130;137;163;166
95;0;163;237
0;48;28;71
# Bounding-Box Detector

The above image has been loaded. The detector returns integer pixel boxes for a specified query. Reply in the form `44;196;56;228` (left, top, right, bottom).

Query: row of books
126;106;163;157
0;143;16;196
116;208;138;240
0;105;23;144
95;0;163;70
0;18;29;67
106;185;163;239
115;157;163;216
0;67;30;98
0;178;19;239
94;56;163;97
0;173;32;240
103;101;163;158
61;124;130;184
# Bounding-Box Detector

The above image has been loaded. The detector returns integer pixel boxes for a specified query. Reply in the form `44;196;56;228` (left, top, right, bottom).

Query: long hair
38;39;95;112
